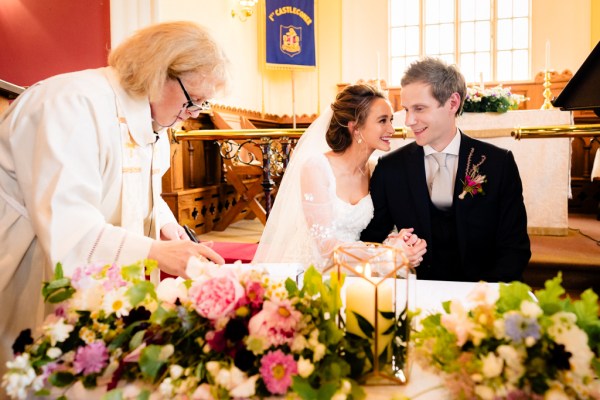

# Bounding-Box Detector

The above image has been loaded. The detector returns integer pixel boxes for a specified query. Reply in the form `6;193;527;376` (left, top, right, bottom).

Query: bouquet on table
1;260;365;400
463;85;528;113
412;275;600;399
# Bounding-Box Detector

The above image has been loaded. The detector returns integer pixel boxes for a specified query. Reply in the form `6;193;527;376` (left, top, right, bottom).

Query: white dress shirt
423;129;461;196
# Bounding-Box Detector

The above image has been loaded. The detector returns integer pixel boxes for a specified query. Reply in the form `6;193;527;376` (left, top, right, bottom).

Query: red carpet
210;241;258;264
160;241;258;280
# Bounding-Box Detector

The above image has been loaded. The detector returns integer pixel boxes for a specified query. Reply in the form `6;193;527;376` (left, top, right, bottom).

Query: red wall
0;0;111;86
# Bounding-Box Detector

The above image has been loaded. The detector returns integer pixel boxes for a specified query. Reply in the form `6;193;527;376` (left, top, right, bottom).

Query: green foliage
496;280;533;313
139;345;169;380
42;263;75;304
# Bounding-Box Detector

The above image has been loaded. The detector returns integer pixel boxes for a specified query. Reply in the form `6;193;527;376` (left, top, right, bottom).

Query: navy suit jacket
361;133;531;282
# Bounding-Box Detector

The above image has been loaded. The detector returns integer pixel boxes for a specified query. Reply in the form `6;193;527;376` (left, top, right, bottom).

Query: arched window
389;0;531;85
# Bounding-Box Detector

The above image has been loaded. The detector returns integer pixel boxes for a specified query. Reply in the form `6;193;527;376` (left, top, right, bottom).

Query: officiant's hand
149;240;225;278
160;222;187;240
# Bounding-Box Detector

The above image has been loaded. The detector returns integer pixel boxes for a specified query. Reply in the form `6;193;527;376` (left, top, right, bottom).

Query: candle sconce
324;242;414;385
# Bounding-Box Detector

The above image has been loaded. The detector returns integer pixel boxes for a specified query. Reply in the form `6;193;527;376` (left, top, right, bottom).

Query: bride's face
357;97;395;152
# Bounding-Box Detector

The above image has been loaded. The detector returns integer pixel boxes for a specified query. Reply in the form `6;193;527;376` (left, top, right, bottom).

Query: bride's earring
356;130;363;144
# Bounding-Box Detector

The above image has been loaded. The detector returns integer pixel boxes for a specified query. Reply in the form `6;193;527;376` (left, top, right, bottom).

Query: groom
361;57;530;282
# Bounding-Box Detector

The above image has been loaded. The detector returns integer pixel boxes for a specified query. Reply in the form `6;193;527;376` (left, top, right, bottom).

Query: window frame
388;0;532;86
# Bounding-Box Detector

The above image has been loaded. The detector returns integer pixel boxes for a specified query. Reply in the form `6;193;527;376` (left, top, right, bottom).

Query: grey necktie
430;153;453;210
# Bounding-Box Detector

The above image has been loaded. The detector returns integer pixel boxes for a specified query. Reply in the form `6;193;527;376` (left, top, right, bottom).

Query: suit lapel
405;144;432;240
455;132;476;260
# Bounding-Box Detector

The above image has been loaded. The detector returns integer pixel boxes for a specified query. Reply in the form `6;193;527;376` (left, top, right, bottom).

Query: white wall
110;0;593;116
531;0;591;76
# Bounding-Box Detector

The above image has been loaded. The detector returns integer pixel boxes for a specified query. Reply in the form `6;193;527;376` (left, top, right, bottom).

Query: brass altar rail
512;124;600;139
172;127;408;142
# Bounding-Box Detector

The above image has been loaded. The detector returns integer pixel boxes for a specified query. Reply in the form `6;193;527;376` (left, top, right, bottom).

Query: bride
253;83;427;269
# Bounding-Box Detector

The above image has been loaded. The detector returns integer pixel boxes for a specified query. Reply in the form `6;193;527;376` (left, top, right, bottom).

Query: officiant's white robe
0;67;177;379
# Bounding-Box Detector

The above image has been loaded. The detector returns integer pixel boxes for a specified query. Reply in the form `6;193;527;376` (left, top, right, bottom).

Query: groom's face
401;81;458;152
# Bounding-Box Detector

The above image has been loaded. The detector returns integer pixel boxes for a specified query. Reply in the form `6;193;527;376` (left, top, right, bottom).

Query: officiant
0;21;228;378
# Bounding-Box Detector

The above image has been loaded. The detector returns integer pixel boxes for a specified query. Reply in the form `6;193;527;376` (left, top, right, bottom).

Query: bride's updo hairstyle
326;83;387;153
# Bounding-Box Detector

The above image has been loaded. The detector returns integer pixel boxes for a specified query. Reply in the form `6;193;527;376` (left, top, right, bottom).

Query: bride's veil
253;106;334;263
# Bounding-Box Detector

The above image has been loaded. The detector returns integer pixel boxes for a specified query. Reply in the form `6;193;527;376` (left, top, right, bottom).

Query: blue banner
265;0;316;69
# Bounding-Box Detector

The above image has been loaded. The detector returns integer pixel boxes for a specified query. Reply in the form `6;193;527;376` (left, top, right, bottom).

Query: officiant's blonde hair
108;21;230;101
401;57;466;116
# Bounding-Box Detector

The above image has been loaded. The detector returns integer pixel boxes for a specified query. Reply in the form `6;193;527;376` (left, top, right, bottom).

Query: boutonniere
459;147;487;199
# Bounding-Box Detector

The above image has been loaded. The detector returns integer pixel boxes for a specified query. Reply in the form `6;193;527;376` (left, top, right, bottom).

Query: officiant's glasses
176;77;211;113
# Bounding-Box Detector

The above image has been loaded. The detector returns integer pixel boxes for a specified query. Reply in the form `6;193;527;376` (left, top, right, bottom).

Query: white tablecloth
381;109;573;236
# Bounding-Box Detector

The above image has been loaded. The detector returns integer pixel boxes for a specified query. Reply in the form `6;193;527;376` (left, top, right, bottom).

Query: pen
183;225;199;243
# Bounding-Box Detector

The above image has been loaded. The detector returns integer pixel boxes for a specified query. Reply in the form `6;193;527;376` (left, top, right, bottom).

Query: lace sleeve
300;155;341;259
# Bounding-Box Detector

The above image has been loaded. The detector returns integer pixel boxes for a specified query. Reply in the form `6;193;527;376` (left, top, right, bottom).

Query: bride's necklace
357;163;368;177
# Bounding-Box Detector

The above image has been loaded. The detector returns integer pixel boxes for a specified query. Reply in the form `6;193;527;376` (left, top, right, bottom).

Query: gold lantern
324;242;415;385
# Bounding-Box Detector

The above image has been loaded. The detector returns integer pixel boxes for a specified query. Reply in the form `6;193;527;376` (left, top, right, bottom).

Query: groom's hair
401;57;467;116
327;83;387;152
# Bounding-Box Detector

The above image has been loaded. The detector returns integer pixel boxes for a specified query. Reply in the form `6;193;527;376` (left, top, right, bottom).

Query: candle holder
541;70;554;110
324;242;414;385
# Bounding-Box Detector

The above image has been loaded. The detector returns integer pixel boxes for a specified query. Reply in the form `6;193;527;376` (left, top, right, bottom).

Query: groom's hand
384;228;427;267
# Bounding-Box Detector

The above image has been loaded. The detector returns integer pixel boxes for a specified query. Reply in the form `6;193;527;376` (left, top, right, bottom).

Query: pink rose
188;269;244;320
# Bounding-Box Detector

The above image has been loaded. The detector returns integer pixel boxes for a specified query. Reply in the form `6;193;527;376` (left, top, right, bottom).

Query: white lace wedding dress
254;152;374;269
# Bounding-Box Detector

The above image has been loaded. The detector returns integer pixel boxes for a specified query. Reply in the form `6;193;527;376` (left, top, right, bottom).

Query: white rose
340;379;352;394
297;357;315;378
313;343;326;362
169;364;184;380
548;313;594;376
192;383;215;400
229;375;259;398
158;378;174;397
481;353;503;378
474;385;495;400
156;278;187;304
228;366;246;388
206;361;221;378
520;300;542;318
497;345;525;383
215;369;232;389
46;347;62;359
290;334;308;353
525;336;537;347
544;388;570;400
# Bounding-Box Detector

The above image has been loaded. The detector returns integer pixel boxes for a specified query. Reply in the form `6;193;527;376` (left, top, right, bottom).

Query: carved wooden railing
172;128;408;230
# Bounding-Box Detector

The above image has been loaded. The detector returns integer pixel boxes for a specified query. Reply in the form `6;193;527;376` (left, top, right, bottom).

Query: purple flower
73;341;109;375
259;350;297;395
103;264;127;290
504;313;541;343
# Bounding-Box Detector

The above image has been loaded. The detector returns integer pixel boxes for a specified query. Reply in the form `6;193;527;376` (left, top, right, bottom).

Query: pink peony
188;268;245;320
248;299;302;347
259;350;297;395
73;341;109;375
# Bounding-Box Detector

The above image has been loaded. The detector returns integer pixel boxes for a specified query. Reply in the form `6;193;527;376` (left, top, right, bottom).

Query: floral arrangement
463;85;528;113
1;260;366;400
412;274;600;399
459;147;487;200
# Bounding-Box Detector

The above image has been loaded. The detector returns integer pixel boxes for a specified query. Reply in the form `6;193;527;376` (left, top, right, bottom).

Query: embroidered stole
116;105;161;284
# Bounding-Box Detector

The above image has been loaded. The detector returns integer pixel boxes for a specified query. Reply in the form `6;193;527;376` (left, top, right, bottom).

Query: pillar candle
345;264;394;357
